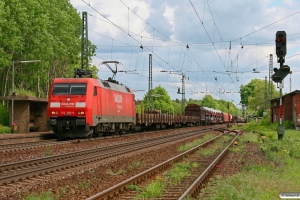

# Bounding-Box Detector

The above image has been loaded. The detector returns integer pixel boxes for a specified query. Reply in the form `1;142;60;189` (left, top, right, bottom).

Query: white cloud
70;0;300;103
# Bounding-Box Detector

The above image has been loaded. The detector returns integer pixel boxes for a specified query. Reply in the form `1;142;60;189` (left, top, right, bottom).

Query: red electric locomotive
47;66;136;138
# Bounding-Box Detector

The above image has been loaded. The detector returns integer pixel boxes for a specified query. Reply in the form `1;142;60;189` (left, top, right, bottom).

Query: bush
259;111;271;126
283;120;294;129
0;104;9;126
0;124;11;134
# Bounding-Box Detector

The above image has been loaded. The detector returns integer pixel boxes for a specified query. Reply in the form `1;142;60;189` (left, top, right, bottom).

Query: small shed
270;90;300;127
0;96;48;133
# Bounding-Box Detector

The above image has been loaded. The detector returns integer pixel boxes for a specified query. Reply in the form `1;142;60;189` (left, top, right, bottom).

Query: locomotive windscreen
52;83;87;95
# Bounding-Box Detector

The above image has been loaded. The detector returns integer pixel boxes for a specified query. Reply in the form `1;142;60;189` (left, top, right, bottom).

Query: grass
60;185;69;195
79;181;90;189
130;132;233;199
126;184;142;191
198;120;300;200
45;146;52;157
178;133;216;151
165;162;191;185
129;161;145;170
133;161;199;199
106;168;127;176
198;135;232;157
23;191;58;200
135;178;165;199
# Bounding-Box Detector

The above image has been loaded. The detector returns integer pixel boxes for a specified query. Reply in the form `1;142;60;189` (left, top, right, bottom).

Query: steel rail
86;134;223;200
0;128;214;185
178;130;243;199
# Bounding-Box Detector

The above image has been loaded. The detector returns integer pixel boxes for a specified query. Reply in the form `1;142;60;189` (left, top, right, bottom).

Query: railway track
0;126;225;154
0;127;220;186
86;129;242;200
0;131;159;153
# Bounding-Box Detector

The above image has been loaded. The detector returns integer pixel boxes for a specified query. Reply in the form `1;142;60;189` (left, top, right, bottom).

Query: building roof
270;90;300;102
0;96;48;102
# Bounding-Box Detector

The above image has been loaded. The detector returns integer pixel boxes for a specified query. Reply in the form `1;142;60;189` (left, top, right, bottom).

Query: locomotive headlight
51;111;58;115
78;111;85;115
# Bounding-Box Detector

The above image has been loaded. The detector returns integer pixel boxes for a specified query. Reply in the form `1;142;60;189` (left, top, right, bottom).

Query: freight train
47;64;234;138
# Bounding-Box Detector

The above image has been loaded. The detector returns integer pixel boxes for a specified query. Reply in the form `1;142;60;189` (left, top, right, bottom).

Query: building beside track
0;96;48;133
270;90;300;127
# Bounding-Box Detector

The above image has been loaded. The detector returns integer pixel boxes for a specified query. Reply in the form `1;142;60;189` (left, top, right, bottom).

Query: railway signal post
272;31;289;140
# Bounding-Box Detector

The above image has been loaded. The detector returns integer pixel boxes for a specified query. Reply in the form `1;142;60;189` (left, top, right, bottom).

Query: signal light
276;31;286;59
272;76;281;82
282;65;290;72
272;65;290;83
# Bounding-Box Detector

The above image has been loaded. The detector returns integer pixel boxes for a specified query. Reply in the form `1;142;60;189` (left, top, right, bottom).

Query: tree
142;86;174;114
240;79;279;115
201;95;219;109
0;0;97;98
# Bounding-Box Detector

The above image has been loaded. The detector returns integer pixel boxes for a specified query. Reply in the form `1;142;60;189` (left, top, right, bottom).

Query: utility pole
177;74;186;115
290;71;292;93
264;76;267;111
148;54;152;110
81;11;88;70
269;54;273;100
181;74;185;115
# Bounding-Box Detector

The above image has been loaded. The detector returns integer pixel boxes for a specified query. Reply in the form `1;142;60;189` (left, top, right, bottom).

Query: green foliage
126;184;142;191
0;0;97;98
135;179;165;199
12;88;36;97
243;112;295;133
178;133;215;151
140;87;242;116
201;95;218;109
0;124;11;134
129;161;145;169
260;130;300;159
106;168;126;176
24;191;58;200
143;86;175;114
45;146;52;157
166;162;191;184
0;104;9;126
282;120;294;129
240;79;279;116
198;128;300;200
79;181;90;189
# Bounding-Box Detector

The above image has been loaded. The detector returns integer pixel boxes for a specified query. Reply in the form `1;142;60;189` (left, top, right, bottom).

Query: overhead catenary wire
80;0;300;102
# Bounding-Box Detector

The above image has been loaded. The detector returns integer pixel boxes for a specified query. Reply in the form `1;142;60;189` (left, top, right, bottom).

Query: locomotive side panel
96;80;135;117
92;80;136;135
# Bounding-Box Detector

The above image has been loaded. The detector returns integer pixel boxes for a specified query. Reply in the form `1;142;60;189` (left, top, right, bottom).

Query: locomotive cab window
52;84;69;95
52;83;87;95
70;84;86;95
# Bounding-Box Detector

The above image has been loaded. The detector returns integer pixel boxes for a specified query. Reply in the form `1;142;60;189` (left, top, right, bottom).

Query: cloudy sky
69;0;300;107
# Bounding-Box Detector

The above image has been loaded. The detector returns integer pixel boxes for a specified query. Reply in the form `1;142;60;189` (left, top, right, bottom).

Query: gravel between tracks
1;131;267;200
0;130;185;164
